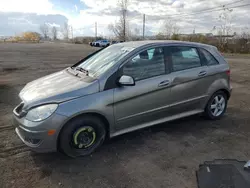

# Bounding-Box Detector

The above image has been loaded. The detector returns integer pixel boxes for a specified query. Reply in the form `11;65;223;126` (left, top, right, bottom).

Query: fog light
24;138;41;145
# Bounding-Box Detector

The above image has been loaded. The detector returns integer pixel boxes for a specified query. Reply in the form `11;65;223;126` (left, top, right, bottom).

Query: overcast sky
0;0;249;37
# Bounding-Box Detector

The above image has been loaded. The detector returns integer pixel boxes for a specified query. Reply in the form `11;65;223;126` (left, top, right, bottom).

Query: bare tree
241;26;250;39
51;26;58;40
40;23;49;39
133;28;140;36
218;7;233;36
172;24;180;35
163;19;173;39
108;24;122;39
155;32;165;40
129;28;140;40
161;18;180;39
108;0;129;41
63;22;70;40
214;7;233;48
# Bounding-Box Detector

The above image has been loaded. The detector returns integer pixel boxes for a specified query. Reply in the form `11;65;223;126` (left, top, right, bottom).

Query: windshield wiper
74;67;89;76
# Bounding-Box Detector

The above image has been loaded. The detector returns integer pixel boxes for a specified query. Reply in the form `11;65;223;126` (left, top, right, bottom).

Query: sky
0;0;249;37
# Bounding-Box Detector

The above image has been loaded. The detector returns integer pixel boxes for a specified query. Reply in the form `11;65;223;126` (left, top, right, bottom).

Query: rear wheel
204;91;228;120
59;116;106;157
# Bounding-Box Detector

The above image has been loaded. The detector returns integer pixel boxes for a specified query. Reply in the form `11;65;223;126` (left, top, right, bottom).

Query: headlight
25;104;58;122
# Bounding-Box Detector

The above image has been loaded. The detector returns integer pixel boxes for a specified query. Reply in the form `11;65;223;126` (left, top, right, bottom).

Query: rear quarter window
200;48;219;66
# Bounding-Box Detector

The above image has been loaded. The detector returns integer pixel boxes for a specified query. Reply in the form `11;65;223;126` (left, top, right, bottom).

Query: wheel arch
207;78;231;99
57;112;111;150
208;88;231;101
219;88;230;100
203;87;231;110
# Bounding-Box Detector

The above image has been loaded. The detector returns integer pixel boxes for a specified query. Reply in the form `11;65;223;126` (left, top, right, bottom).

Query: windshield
77;45;134;77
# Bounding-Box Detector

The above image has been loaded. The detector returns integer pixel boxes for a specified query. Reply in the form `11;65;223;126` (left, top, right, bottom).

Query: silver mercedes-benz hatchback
13;41;232;157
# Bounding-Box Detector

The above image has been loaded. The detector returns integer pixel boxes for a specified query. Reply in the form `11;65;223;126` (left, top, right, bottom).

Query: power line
165;3;249;19
220;0;245;7
178;0;245;15
168;2;249;18
130;1;249;38
129;0;247;21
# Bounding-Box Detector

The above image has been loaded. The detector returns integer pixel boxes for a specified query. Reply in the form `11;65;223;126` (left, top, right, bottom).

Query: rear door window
170;46;201;72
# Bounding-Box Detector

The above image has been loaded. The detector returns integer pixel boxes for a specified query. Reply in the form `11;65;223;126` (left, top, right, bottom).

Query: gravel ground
0;43;250;188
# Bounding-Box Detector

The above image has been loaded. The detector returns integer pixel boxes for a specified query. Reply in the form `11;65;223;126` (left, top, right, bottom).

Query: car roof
116;40;215;49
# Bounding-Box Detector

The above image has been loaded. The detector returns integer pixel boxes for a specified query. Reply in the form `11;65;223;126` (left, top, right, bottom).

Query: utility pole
123;9;126;42
71;26;74;43
143;14;145;40
95;22;97;40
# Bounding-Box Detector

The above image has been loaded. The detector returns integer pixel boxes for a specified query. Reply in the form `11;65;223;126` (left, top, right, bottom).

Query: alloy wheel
210;94;226;117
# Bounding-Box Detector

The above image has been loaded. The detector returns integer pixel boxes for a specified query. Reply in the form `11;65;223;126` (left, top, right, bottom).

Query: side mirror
118;75;135;86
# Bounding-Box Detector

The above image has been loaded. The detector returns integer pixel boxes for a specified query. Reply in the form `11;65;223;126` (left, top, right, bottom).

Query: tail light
226;70;231;81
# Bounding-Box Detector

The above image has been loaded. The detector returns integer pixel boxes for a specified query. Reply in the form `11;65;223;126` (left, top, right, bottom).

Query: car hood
19;69;99;109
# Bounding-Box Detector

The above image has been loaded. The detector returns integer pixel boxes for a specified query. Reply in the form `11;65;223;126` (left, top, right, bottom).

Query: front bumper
12;112;68;153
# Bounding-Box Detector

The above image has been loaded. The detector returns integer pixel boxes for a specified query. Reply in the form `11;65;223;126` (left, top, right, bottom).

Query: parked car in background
111;41;119;44
99;40;110;47
13;41;232;157
91;40;110;47
90;40;122;47
91;40;100;47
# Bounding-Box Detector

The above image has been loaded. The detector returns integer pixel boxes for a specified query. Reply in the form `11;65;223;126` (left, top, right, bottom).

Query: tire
204;91;228;120
59;115;106;157
96;43;100;47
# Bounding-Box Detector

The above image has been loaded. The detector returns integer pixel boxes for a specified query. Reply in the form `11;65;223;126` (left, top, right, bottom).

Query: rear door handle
198;71;207;77
158;80;170;87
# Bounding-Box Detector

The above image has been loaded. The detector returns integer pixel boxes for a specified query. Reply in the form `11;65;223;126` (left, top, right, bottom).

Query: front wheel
59;116;106;157
204;91;228;120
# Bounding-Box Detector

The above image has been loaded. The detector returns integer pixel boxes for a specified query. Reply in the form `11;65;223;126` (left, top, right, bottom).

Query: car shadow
31;107;246;182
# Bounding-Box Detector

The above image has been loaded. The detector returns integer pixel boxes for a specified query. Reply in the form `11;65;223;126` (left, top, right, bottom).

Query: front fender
56;89;115;136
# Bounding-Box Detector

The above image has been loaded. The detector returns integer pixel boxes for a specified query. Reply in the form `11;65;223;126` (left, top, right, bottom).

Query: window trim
198;48;219;66
168;46;202;73
119;46;169;82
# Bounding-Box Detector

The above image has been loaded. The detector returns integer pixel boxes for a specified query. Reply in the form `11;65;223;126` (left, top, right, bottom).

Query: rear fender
204;78;230;107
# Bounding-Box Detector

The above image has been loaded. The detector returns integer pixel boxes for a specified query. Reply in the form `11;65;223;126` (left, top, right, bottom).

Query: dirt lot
0;43;250;188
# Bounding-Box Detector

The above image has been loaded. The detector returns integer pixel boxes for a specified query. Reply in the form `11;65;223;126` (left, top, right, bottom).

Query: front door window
122;47;166;81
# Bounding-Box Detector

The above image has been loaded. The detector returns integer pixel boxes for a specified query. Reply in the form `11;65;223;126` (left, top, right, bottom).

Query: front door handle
198;71;207;77
158;80;170;87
